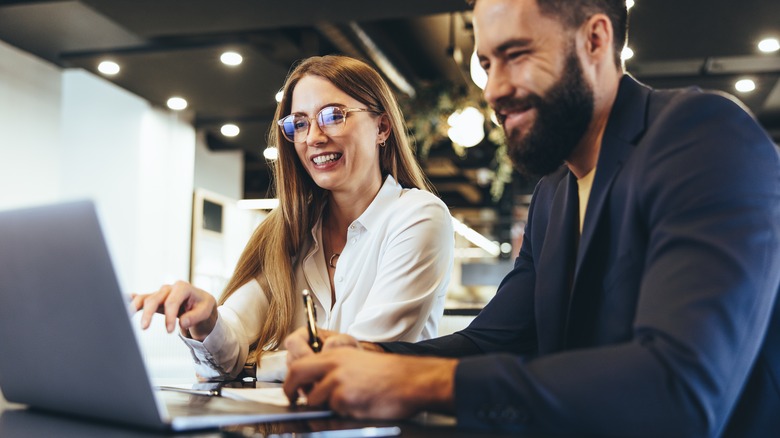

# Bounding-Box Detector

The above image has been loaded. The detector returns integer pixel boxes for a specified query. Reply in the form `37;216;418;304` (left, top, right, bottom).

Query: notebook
0;200;331;431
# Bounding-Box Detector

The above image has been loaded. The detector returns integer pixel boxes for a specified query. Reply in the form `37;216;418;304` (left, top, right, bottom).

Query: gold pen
302;289;322;352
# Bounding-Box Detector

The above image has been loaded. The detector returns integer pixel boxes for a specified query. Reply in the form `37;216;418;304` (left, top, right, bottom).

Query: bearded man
283;1;780;436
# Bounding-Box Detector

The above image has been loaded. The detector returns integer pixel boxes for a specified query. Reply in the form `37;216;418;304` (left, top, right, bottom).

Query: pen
157;385;221;397
302;289;322;352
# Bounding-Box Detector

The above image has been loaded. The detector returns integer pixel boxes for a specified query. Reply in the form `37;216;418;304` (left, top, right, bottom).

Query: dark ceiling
1;0;779;245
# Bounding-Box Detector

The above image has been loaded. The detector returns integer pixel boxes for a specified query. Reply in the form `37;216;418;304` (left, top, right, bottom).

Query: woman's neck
326;175;384;230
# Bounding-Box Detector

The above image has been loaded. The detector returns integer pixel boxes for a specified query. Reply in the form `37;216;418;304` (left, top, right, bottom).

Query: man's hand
285;327;385;364
285;327;386;367
130;280;218;340
283;348;457;419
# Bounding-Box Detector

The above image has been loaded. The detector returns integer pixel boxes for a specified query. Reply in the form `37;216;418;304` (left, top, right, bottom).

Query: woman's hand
130;280;218;341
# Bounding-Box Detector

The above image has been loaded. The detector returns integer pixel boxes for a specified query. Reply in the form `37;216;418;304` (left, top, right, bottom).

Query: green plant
399;81;512;201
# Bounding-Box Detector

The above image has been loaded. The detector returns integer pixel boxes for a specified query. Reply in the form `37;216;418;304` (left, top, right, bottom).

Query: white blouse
182;175;454;381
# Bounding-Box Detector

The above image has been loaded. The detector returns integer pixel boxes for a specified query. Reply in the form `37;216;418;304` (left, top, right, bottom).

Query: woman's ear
377;114;391;145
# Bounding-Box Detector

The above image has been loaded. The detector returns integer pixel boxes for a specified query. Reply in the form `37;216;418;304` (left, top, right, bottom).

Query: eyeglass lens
280;106;347;143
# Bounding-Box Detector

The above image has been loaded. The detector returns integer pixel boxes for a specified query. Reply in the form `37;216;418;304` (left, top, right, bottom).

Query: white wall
60;69;197;293
194;131;244;200
58;70;200;381
0;38;249;383
0;40;63;209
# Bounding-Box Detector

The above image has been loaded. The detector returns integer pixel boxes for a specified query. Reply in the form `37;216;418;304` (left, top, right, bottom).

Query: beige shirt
577;167;596;234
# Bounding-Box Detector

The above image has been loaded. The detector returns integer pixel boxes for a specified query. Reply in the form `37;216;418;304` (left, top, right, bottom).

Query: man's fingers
283;354;335;403
299;355;374;418
285;327;347;365
306;372;341;410
322;334;360;351
285;327;316;365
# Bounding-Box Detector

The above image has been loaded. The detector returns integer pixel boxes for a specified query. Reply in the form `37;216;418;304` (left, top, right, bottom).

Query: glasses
276;106;378;143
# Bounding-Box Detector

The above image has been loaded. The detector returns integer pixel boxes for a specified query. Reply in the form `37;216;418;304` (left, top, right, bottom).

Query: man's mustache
491;94;543;126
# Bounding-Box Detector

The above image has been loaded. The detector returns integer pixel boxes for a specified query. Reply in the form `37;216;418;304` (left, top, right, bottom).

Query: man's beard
495;49;595;177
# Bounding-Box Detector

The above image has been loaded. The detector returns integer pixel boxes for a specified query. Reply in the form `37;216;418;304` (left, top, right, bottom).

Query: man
283;0;780;436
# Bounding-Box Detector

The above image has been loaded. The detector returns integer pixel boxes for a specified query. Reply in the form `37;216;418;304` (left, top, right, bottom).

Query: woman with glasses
133;55;454;381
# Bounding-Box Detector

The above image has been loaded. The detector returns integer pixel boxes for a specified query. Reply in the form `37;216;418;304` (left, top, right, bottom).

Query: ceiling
1;0;779;246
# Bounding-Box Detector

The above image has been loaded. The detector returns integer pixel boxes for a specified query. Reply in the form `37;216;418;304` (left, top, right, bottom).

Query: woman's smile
311;152;343;167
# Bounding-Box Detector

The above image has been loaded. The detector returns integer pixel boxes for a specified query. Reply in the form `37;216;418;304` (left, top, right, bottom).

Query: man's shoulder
524;166;570;221
632;82;778;200
648;84;756;126
533;166;569;196
637;83;774;166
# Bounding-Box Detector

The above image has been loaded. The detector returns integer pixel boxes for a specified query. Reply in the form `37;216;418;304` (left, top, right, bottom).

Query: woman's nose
306;121;328;147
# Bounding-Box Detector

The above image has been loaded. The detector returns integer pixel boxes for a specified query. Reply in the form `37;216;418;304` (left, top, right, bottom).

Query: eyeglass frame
276;106;380;144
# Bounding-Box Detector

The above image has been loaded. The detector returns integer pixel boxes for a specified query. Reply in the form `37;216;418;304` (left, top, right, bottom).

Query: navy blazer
382;76;780;437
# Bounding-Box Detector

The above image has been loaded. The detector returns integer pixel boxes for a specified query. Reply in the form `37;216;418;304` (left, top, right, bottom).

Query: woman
133;55;454;381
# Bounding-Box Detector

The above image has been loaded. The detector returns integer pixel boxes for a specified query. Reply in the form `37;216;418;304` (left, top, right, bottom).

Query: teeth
313;153;341;165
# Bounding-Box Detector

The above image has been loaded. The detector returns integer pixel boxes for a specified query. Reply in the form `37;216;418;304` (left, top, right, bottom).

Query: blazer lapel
574;75;650;279
565;76;651;345
536;172;580;354
573;141;630;270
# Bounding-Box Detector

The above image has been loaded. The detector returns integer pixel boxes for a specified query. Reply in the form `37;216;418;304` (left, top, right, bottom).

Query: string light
447;107;485;147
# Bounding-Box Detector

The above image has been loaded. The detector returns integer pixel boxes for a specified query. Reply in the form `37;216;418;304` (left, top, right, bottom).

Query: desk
0;390;521;437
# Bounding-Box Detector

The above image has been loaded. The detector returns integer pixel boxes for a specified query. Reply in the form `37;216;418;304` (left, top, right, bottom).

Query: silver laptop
0;200;331;431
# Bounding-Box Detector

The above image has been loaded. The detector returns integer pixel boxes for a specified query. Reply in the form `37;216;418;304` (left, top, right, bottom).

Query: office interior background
1;0;778;382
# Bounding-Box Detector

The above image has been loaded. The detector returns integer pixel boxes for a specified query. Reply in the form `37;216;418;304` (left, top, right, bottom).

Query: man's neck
566;73;622;179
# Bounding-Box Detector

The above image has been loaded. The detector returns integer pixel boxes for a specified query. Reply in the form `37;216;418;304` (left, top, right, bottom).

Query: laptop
0;200;331;431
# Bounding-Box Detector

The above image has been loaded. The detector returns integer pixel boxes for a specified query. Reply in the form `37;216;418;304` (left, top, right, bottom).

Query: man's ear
581;13;614;65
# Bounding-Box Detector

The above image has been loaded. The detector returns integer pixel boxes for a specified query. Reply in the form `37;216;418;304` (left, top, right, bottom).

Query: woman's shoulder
377;188;452;233
366;177;452;231
226;278;266;301
221;277;268;312
397;187;448;208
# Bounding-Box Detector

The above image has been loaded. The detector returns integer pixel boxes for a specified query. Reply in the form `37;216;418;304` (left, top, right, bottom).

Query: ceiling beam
630;55;780;79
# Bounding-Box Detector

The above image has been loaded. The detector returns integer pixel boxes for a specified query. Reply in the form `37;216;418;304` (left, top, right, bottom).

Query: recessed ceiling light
220;51;243;66
621;46;634;61
221;123;240;137
735;79;756;93
626;0;635;11
758;38;780;53
97;60;120;75
166;97;188;111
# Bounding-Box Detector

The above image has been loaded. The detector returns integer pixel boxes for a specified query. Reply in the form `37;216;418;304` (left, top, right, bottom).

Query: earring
379;140;387;147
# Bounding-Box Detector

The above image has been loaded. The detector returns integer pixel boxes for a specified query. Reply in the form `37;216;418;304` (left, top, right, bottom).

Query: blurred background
0;0;778;381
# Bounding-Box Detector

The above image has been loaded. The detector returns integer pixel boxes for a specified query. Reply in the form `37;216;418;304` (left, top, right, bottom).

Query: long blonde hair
219;55;432;363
